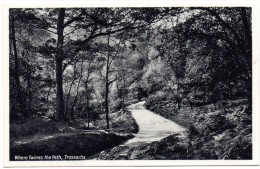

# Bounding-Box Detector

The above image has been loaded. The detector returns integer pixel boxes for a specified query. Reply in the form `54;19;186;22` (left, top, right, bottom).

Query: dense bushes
10;117;66;139
144;95;252;159
98;110;139;134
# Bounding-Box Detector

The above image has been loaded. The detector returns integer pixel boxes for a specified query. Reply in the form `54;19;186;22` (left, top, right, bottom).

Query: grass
10;107;138;161
10;130;133;160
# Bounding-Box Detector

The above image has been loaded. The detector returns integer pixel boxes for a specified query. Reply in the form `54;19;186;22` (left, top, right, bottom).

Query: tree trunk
176;95;182;110
65;62;76;117
54;8;66;121
246;78;252;115
11;15;20;94
167;84;181;110
28;93;32;116
83;59;93;129
177;102;181;110
26;75;32;115
189;100;193;110
105;35;111;129
86;97;90;129
240;8;252;114
10;14;27;119
240;8;252;54
55;58;65;120
70;60;84;119
105;81;109;129
46;85;52;103
122;76;125;111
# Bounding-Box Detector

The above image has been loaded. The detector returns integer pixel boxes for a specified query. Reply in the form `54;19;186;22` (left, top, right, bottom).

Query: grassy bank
10;107;138;161
10;130;133;161
144;97;252;159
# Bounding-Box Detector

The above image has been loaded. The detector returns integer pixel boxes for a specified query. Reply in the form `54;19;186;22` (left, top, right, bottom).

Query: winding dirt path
125;101;186;144
97;101;187;159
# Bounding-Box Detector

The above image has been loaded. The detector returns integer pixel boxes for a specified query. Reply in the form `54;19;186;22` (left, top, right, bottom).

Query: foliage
97;110;139;134
145;96;252;159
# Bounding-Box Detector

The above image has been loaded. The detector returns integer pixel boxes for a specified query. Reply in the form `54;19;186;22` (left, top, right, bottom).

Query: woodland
9;7;252;160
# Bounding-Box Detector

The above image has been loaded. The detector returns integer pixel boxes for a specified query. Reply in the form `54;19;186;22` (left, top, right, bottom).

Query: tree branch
108;75;120;85
193;7;241;46
108;44;122;67
75;24;146;47
64;11;85;28
29;24;57;34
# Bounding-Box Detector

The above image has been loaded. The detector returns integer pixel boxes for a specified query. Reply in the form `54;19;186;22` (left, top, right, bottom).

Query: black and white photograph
2;0;260;167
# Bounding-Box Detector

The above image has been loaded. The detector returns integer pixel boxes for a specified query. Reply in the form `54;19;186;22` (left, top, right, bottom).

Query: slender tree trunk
83;59;93;129
189;101;193;110
11;15;20;94
240;8;252;53
105;36;111;129
105;81;109;129
70;60;84;119
54;8;66;121
177;101;181;110
167;83;181;110
246;78;252;115
224;8;252;110
105;68;110;130
11;14;27;119
65;62;76;116
240;8;252;113
27;76;32;115
28;93;32;115
122;76;125;111
86;97;90;129
46;85;52;103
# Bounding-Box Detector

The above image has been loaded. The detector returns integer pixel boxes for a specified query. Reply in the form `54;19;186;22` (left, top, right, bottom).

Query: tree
9;9;52;121
10;10;25;120
40;8;171;121
54;8;66;120
82;56;95;128
148;7;252;110
103;36;126;129
177;7;252;111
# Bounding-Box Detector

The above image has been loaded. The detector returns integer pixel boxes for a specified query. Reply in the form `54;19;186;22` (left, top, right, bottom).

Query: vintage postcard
2;0;260;167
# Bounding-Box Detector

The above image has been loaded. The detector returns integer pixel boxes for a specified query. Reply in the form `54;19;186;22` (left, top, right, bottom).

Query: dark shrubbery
144;94;252;160
10;131;133;160
98;110;139;134
10;117;63;139
110;98;123;112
